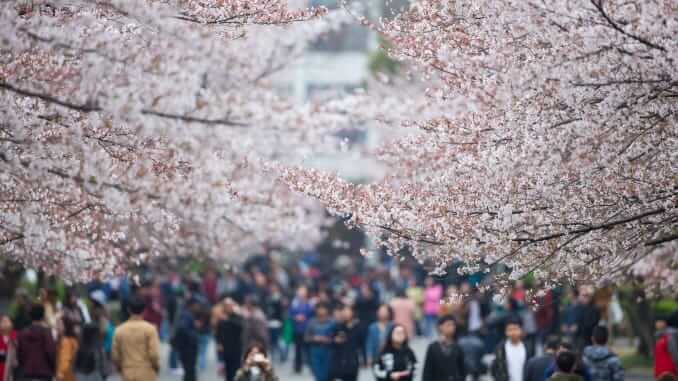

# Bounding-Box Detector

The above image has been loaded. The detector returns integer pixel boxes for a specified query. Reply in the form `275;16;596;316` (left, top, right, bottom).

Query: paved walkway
111;339;651;381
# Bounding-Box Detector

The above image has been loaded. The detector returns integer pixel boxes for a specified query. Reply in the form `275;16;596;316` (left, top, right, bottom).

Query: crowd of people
0;252;677;381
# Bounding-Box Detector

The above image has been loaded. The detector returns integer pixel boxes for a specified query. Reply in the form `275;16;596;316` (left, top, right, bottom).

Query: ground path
110;339;651;381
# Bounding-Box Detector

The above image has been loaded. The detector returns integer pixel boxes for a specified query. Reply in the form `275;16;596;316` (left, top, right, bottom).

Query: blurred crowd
1;252;677;381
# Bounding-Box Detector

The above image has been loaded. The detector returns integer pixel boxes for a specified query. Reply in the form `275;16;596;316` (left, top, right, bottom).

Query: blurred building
276;0;409;182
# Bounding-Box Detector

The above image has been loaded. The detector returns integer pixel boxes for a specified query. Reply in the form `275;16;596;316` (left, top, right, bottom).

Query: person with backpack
74;323;107;381
655;313;678;379
582;326;624;381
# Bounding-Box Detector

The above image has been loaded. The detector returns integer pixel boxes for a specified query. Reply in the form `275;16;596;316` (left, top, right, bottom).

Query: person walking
549;351;584;381
10;291;32;333
56;321;78;381
0;315;17;381
111;295;160;381
655;313;678;379
365;304;393;367
234;343;278;381
289;286;313;374
16;304;57;381
174;301;204;381
264;284;285;362
216;298;244;381
373;324;417;381
305;303;335;381
525;335;559;381
491;318;530;381
545;342;592;381
582;326;624;381
390;290;417;339
422;277;442;338
74;323;107;381
572;288;600;353
329;305;361;381
422;315;466;381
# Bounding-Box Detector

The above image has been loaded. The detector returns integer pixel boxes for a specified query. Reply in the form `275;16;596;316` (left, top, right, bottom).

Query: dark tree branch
590;0;666;52
1;82;248;127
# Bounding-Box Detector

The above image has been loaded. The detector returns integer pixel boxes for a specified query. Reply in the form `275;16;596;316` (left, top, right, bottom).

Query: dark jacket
545;358;592;381
330;320;361;378
573;303;600;348
173;311;199;352
373;347;417;381
422;340;466;381
216;314;244;359
581;345;624;381
524;353;555;381
17;323;56;378
492;340;531;381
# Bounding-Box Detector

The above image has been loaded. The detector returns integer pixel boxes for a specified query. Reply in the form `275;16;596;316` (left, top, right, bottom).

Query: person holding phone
373;324;417;381
234;343;278;381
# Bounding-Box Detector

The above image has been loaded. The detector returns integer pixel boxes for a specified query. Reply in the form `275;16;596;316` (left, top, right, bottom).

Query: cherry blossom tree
0;0;354;280
284;0;678;292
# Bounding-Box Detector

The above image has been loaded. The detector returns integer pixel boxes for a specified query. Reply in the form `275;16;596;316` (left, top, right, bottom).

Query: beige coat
111;316;160;381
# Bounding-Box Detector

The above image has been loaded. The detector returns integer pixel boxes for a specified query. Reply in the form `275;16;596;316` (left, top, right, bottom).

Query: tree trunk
619;286;655;357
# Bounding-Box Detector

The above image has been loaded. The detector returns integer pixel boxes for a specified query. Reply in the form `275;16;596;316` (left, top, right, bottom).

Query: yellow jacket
56;336;78;381
111;316;160;381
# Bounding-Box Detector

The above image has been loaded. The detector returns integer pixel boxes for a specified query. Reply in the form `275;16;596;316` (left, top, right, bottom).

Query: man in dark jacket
525;335;559;381
422;315;466;381
572;288;600;352
16;304;56;381
330;304;361;381
550;351;583;381
216;298;245;381
174;301;204;381
582;326;624;381
492;318;531;381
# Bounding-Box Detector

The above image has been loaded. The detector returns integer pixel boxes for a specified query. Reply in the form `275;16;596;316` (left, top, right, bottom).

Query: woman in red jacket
655;315;678;379
0;315;17;381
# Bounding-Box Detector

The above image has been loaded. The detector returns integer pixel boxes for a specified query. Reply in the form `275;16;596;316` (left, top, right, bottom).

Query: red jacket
655;331;678;378
17;324;56;378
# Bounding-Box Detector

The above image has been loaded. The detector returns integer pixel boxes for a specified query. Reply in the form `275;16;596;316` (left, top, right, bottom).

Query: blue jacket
288;298;313;334
366;322;392;363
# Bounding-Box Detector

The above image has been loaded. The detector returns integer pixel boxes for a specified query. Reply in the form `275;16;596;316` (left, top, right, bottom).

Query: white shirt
504;340;526;381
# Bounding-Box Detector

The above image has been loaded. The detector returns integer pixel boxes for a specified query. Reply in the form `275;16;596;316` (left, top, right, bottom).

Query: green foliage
619;352;653;370
655;298;678;314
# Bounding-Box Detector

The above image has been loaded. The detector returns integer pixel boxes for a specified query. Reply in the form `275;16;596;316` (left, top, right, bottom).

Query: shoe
171;368;184;376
